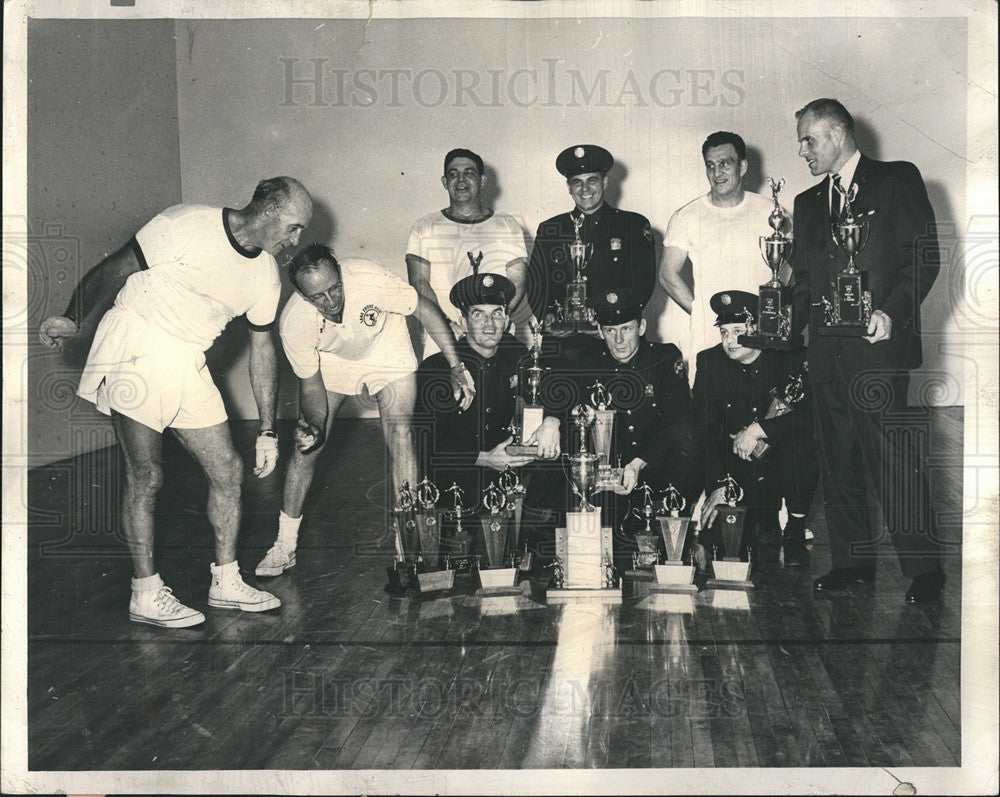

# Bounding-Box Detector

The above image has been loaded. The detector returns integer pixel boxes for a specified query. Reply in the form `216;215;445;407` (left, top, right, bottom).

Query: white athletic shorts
77;307;227;432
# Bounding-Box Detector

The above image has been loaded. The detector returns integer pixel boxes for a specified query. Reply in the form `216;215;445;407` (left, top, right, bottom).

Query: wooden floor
26;410;963;770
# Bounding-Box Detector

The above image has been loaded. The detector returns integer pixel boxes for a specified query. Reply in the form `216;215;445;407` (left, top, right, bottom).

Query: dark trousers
811;359;941;577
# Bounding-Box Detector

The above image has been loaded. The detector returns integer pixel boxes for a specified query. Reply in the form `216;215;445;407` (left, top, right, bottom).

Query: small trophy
550;404;621;602
705;474;752;589
546;213;597;335
442;482;473;560
499;468;530;572
413;477;442;569
589;381;621;490
750;370;806;460
740;178;802;350
817;182;875;335
386;482;417;595
506;329;547;456
476;481;521;595
633;483;661;570
651;484;697;593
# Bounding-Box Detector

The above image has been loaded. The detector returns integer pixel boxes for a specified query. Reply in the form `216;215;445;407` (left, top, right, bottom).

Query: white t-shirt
406;210;527;325
664;191;787;361
117;205;280;351
280;257;418;379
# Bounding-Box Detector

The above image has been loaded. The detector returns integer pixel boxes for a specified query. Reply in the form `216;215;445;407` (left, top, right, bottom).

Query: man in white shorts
39;177;313;628
255;243;475;577
658;131;790;382
406;148;534;356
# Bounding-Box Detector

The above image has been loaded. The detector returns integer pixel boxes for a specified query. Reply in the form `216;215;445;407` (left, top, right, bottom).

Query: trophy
550;404;621;602
386;482;417;595
499;468;530;573
506;328;547;456
442;482;473;560
817;182;875;335
633;483;661;570
588;381;622;490
546;213;597;335
413;477;442;569
651;484;697;593
750;370;806;460
476;482;521;595
740;178;802;350
705;474;752;589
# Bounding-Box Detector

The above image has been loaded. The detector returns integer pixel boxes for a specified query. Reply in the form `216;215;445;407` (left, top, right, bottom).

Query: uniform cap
710;290;758;326
449;272;516;311
556;144;614;178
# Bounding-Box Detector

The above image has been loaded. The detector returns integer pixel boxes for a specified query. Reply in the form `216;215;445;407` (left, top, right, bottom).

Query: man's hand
450;363;476;411
293;419;323;454
527;417;560;459
700;486;728;529
254;431;279;477
730;422;767;461
864;309;892;344
39;316;78;347
478;436;536;471
614;457;646;494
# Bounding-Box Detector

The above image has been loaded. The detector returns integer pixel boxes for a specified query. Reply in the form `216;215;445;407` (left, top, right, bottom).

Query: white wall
174;15;969;415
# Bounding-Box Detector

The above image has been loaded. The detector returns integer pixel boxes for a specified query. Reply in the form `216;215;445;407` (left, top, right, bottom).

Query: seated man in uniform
414;271;561;556
694;290;817;566
255;243;475;576
527;144;655;332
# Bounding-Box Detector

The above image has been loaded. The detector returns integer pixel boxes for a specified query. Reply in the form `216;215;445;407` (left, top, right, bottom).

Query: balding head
244;177;313;256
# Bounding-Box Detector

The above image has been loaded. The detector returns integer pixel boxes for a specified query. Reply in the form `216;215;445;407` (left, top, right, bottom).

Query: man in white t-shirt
658;132;790;382
255;243;475;577
38;177;313;628
406;148;534;357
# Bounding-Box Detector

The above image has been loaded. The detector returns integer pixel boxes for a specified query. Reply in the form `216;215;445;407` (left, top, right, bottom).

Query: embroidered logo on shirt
360;304;381;327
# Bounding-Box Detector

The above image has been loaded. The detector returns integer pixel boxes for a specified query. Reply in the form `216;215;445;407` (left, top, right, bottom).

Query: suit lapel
849;154;875;210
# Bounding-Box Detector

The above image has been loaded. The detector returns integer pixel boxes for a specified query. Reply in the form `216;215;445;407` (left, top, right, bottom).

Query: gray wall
27;20;182;465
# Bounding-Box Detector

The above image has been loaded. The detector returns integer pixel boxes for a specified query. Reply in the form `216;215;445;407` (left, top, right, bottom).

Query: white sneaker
129;584;205;628
208;562;281;612
255;541;296;577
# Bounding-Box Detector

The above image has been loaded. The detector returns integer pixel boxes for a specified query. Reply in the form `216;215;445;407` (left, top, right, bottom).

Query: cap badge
721;293;731;305
607;292;618;304
482;275;494;287
574;146;585;158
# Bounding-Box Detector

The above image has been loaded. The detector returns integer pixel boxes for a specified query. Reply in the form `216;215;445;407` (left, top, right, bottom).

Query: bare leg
375;372;418;501
281;392;348;518
111;411;165;579
170;422;244;566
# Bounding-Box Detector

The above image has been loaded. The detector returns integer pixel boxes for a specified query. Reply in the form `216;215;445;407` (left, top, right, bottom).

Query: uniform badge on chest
611;238;622;251
645;383;654;397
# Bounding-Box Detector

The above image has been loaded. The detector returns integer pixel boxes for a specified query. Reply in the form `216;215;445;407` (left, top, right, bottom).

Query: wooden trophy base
706;559;753;590
814;324;868;337
650;563;698;593
414;569;456;594
549;511;621;603
547;587;622;602
505;443;539;456
476;567;522;596
624;568;655;582
738;332;804;350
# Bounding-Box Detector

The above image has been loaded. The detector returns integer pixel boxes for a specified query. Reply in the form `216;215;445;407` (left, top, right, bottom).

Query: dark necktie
831;173;844;220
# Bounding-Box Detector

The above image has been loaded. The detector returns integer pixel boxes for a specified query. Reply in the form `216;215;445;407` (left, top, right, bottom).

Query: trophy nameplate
816;183;874;337
741;178;803;351
704;475;752;589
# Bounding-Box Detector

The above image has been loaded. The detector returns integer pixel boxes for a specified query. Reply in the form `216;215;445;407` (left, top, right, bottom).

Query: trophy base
384;563;412;596
705;578;753;590
476;567;521;595
738;333;804;351
545;319;600;337
815;324;869;337
547;587;622;603
415;569;456;594
504;443;539;457
624;569;656;582
710;558;752;584
652;563;697;591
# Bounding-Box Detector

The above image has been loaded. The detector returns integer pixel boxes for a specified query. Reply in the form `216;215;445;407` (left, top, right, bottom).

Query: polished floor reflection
27;413;963;769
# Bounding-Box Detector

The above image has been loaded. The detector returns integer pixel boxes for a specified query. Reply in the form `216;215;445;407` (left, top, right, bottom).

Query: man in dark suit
527;145;656;331
790;98;944;602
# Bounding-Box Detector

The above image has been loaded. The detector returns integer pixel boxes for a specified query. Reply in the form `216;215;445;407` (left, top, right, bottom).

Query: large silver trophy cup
546;213;598;336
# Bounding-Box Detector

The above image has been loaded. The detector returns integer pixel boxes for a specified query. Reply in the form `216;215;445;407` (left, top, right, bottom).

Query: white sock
277;510;302;547
131;573;163;592
212;560;239;575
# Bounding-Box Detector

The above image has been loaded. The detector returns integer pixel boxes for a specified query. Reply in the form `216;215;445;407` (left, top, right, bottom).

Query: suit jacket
527;204;655;320
790;154;939;379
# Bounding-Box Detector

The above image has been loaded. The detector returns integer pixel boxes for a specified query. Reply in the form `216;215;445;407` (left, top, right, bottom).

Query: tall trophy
413;477;442;569
550;404;621;602
476;482;521;595
651;484;697;592
632;483;661;570
751;370;806;460
546;213;597;335
499;467;530;573
739;177;802;350
705;474;752;589
442;482;473;560
817;182;874;335
589;381;622;490
506;328;547;456
386;481;417;595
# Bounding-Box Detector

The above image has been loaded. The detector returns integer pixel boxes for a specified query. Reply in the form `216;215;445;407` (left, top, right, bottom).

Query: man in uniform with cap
527;145;656;331
694;290;817;566
255;243;475;577
414;270;561;526
406;148;534;357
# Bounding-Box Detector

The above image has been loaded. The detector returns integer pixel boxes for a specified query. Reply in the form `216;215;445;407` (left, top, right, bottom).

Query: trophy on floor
589;381;621;490
546;213;597;335
817;182;875;335
633;483;661;570
705;474;752;589
651;484;697;593
385;481;417;595
442;482;473;560
506;330;547;456
740;177;802;350
499;467;531;574
751;369;806;460
550;404;621;602
413;477;442;569
476;482;521;595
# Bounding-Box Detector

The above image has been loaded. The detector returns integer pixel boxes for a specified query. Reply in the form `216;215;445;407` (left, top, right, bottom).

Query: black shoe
905;569;945;604
813;566;876;591
782;540;810;567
